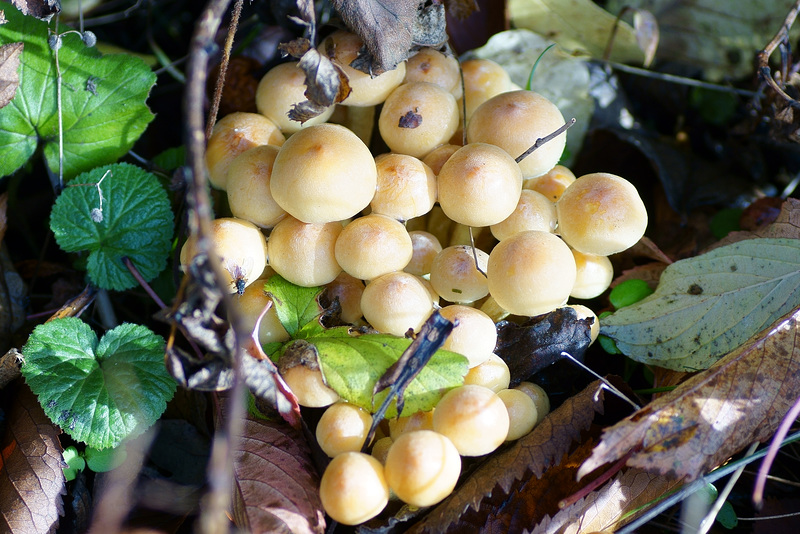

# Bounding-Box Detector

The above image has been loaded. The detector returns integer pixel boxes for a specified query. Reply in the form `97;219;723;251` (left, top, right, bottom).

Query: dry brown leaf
0;382;65;533
0;43;22;110
610;262;668;291
579;306;800;482
232;408;325;534
712;198;800;249
331;0;424;73
531;468;681;534
407;378;624;533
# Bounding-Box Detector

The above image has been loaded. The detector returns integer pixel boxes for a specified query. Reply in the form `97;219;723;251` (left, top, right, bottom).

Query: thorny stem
515;118;576;164
121;256;167;309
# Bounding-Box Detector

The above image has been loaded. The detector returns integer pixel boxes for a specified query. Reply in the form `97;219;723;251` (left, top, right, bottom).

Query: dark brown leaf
10;0;58;21
495;307;593;386
0;43;22;110
407;378;618;533
0;383;65;533
288;47;351;123
444;0;479;20
231;405;326;534
331;0;421;72
579;306;800;482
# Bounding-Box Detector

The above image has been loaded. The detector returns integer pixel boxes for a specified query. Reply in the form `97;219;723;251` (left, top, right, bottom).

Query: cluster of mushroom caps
186;29;649;525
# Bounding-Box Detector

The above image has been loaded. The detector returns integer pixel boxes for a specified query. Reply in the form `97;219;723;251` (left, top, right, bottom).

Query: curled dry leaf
407;378;624;533
0;42;22;110
531;468;681;534
228;403;325;534
0;383;65;534
580;306;800;482
712;198;800;249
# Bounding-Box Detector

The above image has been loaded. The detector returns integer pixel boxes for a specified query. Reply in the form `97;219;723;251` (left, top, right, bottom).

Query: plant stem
121;256;167;309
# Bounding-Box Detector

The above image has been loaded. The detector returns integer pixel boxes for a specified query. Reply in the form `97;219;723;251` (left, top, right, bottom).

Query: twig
205;0;244;139
121;256;167;309
756;0;800;109
603;61;757;97
515;119;576;164
698;442;758;533
753;393;800;507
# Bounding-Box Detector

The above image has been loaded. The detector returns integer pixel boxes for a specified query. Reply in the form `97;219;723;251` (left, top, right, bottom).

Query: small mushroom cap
487;230;576;317
467;90;566;179
270;123;377;223
255;61;335;133
556;172;648;256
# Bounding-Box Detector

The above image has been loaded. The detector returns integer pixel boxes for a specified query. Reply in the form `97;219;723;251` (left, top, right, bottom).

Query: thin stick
468;226;486;277
604;61;757;97
561;351;641;411
698;442;758;533
205;0;244;139
515;118;576;164
121;256;167;309
753;393;800;507
756;0;800;109
54;18;65;192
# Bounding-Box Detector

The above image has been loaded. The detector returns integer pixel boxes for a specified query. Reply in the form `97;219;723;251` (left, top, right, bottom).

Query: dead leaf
712;198;800;249
0;43;22;110
0;382;65;533
230;405;326;534
406;378;623;533
580;306;800;482
444;0;479;20
290;48;351;123
531;468;681;534
330;0;422;73
10;0;58;21
495;307;593;386
633;9;659;68
610;262;668;291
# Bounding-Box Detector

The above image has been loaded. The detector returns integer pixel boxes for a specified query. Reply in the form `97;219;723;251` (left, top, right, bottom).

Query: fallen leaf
610;262;668;291
713;198;800;249
633;9;659;68
601;238;800;370
406;378;621;533
330;0;422;72
495;307;593;386
0;382;65;533
604;0;800;81
580;306;800;481
10;0;58;21
289;47;351;123
531;468;681;534
230;404;326;534
508;0;645;64
0;42;22;109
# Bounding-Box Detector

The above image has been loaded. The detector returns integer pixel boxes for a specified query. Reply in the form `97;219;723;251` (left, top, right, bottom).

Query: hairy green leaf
21;317;176;449
600;238;800;370
50;163;173;291
264;274;324;338
311;327;468;418
0;1;156;179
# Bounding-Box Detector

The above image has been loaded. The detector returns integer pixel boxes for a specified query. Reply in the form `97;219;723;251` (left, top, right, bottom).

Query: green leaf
50;163;173;291
62;446;85;482
0;1;156;179
609;279;654;309
600;238;800;370
21;317;176;449
263;275;324;338
84;444;127;472
309;327;468;418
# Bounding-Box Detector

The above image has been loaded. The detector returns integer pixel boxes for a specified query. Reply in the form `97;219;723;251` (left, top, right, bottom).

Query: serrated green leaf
0;1;156;179
309;327;468;418
50;163;173;290
263;274;324;338
600;238;800;370
21;317;176;449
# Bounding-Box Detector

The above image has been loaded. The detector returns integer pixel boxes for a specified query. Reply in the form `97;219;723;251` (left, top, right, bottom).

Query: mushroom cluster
187;32;650;525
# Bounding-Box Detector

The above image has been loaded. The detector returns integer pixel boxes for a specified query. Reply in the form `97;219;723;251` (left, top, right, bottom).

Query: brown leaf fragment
444;0;479;20
11;0;58;21
579;306;800;482
610;262;668;291
0;348;22;390
407;378;622;533
331;0;421;73
288;48;351;124
0;383;65;533
712;198;800;249
231;407;326;534
398;108;422;128
633;9;659;68
0;43;22;110
531;468;681;534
